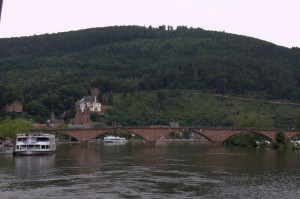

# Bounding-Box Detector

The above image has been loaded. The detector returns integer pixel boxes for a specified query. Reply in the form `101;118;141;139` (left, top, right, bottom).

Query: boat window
41;145;45;149
17;138;27;142
37;138;49;142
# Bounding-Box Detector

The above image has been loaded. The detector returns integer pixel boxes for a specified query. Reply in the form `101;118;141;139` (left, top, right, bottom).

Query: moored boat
103;135;127;143
14;133;56;156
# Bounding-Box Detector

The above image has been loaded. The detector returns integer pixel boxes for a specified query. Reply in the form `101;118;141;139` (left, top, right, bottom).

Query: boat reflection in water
14;154;55;179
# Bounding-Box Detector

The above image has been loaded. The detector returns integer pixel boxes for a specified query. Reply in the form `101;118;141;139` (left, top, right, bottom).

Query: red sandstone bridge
33;127;300;143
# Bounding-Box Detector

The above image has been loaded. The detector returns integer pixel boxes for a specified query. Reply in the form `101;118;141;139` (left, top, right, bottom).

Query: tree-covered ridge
1;25;300;123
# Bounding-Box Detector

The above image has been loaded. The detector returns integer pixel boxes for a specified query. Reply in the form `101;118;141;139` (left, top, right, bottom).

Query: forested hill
1;25;300;115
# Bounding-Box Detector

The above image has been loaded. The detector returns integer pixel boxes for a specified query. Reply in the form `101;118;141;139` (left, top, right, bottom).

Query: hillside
102;91;300;128
1;25;300;124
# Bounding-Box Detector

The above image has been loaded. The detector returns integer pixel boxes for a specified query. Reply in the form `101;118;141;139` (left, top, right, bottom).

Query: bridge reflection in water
33;127;300;142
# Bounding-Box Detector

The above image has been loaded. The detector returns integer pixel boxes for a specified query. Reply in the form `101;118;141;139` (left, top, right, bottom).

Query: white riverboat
14;133;56;156
103;136;127;143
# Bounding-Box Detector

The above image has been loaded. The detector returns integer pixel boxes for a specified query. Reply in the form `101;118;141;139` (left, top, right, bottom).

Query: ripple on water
2;144;300;198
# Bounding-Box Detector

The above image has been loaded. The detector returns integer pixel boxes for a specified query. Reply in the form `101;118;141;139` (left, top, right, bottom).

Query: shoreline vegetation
223;131;300;150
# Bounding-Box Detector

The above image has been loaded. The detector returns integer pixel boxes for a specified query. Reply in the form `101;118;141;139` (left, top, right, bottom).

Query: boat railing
16;133;54;137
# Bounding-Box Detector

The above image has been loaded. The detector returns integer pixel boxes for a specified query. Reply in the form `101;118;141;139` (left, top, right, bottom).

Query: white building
77;96;101;112
75;88;102;113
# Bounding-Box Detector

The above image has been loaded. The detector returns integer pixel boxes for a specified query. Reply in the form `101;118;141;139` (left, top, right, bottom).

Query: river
1;142;300;199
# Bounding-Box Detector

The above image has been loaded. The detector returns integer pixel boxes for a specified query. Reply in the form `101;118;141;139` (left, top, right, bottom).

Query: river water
1;142;300;199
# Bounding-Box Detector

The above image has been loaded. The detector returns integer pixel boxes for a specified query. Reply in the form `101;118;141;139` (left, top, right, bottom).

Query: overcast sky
0;0;299;48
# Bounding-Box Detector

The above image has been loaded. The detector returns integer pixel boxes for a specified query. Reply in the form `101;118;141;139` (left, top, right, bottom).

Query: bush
271;141;279;149
275;131;285;144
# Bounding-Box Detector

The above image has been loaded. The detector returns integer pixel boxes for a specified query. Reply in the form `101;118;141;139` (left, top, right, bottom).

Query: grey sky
0;0;299;48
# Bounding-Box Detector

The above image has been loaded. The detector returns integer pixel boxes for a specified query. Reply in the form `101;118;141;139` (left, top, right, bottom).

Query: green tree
182;130;190;139
156;91;165;109
27;100;46;116
295;115;300;128
275;131;285;144
272;131;290;149
120;80;138;95
0;118;31;138
108;92;114;105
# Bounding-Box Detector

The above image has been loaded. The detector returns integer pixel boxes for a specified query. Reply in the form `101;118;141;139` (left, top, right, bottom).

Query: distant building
76;88;101;113
169;122;179;128
72;88;103;128
4;100;23;113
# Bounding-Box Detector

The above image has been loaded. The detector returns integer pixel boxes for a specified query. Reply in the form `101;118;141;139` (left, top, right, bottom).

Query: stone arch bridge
33;127;300;143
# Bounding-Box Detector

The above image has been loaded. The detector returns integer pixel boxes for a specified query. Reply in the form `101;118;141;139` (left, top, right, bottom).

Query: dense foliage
1;25;300;123
93;91;300;128
271;131;291;149
0;118;31;138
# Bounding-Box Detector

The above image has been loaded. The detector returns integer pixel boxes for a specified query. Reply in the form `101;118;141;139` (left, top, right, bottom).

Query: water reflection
1;143;300;198
15;155;55;171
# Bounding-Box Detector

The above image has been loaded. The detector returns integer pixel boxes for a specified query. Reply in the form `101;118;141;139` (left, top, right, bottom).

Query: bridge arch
180;130;212;142
224;131;273;142
51;131;79;142
92;129;146;141
189;128;276;142
222;131;274;146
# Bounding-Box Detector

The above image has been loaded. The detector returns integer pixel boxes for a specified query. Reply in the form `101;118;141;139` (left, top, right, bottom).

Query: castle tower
74;107;90;128
91;88;99;99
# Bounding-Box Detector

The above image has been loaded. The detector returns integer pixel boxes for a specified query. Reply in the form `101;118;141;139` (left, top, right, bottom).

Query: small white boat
14;133;56;156
103;136;127;143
